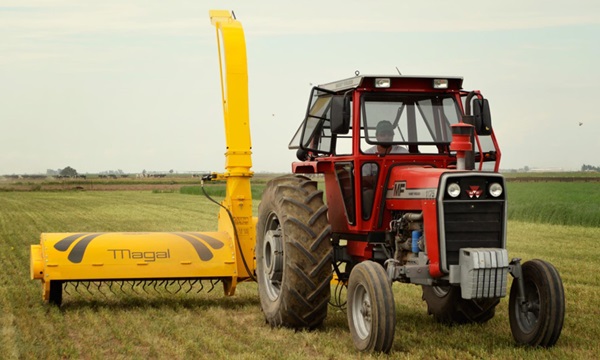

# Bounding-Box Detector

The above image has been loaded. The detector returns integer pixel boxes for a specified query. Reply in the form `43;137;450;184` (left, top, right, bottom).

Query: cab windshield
361;93;461;154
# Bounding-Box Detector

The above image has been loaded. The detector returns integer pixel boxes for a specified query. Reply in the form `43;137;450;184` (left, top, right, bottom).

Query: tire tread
257;175;332;330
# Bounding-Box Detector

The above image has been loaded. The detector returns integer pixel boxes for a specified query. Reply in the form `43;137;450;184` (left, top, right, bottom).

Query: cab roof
318;75;464;93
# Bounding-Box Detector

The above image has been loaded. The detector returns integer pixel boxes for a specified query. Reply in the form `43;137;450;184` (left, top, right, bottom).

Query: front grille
441;200;504;269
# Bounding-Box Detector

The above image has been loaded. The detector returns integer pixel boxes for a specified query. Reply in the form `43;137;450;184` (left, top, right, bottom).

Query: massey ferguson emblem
466;185;483;198
393;181;407;196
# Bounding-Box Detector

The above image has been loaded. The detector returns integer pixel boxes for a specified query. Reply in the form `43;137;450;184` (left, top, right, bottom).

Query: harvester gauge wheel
508;259;565;347
257;175;332;329
48;281;63;306
347;261;395;353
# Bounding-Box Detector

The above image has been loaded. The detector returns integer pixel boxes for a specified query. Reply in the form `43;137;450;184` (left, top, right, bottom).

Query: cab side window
361;162;379;220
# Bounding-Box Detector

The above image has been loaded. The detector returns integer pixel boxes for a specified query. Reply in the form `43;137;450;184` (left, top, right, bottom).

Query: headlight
447;183;461;198
489;182;503;197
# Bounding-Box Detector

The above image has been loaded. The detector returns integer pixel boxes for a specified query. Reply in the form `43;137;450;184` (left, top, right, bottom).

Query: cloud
2;1;598;41
0;3;203;37
1;0;598;173
240;1;600;35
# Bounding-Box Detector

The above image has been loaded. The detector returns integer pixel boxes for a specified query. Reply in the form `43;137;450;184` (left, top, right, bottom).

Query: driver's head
376;120;394;142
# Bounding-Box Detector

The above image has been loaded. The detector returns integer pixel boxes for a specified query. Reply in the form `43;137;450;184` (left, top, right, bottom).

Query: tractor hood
385;165;447;201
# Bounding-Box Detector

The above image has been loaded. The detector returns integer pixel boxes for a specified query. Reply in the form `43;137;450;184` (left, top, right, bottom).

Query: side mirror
296;148;309;161
330;95;350;134
473;99;492;135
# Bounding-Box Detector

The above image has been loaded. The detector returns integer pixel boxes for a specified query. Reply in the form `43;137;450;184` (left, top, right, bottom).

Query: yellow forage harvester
30;10;256;306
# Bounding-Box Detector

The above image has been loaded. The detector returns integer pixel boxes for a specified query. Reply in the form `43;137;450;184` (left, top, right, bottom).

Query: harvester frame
30;10;565;353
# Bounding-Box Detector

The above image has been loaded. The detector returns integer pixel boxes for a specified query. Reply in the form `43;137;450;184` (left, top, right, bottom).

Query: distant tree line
46;166;78;177
581;164;600;172
45;166;86;179
60;166;78;177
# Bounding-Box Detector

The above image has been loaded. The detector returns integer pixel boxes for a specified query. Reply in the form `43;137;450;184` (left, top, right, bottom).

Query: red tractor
256;74;565;352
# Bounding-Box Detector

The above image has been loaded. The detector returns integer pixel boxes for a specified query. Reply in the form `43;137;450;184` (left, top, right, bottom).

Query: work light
433;79;448;89
375;78;391;88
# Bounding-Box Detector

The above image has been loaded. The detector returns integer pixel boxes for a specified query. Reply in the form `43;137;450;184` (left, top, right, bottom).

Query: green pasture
179;183;267;200
0;173;278;192
0;181;599;359
506;182;600;227
185;179;600;228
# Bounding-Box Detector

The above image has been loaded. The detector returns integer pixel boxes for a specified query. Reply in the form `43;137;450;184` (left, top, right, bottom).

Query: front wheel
347;261;395;353
509;259;565;347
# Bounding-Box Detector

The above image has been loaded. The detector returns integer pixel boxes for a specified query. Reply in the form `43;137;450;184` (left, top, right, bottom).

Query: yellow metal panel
38;232;237;281
209;9;253;176
30;245;43;280
208;10;232;24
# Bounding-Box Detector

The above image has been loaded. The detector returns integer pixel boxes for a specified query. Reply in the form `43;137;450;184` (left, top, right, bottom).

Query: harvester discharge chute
30;10;256;306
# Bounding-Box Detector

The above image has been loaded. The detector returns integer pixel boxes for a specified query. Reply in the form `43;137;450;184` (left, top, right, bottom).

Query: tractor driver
365;120;408;155
361;121;407;218
362;120;408;178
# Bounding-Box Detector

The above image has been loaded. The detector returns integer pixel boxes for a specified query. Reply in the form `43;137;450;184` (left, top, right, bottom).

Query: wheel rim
513;280;541;333
261;213;284;301
351;283;372;340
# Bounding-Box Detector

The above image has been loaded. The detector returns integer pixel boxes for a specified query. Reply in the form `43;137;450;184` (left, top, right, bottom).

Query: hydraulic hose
200;179;257;282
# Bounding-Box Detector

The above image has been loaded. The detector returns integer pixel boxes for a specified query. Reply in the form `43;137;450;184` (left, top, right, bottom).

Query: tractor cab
289;75;501;237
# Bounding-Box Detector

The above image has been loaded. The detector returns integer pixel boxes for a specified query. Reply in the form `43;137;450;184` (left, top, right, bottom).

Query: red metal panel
422;200;442;277
347;239;372;261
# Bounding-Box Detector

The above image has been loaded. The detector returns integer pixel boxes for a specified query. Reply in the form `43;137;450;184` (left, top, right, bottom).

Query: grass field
1;183;599;359
506;182;600;227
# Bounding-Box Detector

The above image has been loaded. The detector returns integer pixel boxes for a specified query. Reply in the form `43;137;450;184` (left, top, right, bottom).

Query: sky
1;1;599;175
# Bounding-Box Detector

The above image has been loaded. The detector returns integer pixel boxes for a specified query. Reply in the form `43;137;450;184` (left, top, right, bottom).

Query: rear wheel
347;261;395;353
422;285;498;324
509;259;565;347
257;175;332;329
